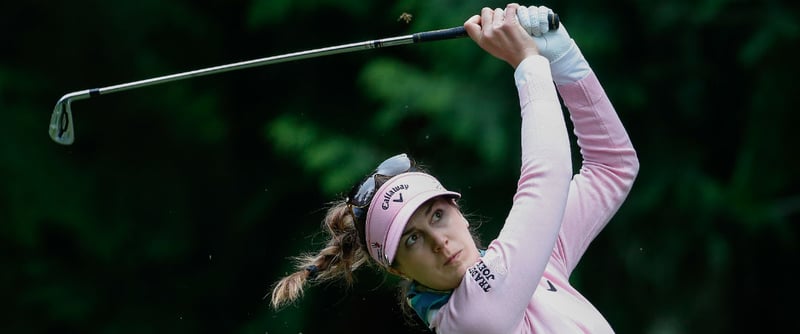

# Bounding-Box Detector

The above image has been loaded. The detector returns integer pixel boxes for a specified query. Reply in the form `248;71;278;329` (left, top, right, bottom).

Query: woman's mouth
445;250;462;266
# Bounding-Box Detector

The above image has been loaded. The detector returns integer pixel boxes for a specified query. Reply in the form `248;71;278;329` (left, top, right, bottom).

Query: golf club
48;13;559;145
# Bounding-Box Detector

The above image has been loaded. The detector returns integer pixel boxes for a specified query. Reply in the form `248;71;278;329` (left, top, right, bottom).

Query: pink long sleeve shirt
429;56;639;333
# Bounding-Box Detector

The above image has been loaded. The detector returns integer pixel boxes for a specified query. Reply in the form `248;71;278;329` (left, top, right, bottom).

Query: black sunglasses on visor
347;153;416;223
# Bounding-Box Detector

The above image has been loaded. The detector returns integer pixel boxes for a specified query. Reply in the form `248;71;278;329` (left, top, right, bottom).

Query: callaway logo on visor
381;184;409;210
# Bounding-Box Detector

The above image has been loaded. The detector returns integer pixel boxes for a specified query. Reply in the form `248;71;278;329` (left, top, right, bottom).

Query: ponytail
269;201;369;309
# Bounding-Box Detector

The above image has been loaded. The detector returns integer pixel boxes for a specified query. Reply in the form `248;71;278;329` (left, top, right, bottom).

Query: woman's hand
463;3;540;68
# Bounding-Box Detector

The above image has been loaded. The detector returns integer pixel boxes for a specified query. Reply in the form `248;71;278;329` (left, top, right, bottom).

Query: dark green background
2;0;798;333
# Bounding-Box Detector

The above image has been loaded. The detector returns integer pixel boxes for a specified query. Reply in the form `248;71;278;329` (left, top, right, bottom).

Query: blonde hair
269;201;370;309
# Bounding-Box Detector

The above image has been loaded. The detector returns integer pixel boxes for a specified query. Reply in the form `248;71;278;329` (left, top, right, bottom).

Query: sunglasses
347;153;415;224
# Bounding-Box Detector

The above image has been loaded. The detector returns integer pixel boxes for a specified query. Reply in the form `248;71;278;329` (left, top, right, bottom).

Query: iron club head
49;97;74;145
49;90;91;145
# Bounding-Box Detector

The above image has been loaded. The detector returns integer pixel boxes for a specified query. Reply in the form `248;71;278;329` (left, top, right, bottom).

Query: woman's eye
433;209;443;221
405;234;419;247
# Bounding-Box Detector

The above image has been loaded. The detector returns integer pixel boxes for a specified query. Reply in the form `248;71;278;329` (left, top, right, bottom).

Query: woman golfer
270;3;639;333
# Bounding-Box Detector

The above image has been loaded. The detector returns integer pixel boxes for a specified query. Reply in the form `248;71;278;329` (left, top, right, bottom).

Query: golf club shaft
81;27;468;100
46;27;468;145
49;13;559;145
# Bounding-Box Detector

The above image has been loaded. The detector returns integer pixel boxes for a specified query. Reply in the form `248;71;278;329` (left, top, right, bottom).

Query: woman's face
392;197;481;291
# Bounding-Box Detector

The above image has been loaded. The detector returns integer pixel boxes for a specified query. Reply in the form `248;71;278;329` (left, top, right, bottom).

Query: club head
49;97;75;145
49;90;92;145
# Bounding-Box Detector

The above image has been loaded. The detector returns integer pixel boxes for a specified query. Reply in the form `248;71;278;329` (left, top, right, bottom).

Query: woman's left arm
526;14;640;273
556;68;640;274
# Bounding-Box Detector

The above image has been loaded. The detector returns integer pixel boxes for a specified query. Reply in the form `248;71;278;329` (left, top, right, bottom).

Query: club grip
413;27;468;43
549;13;560;30
413;13;559;43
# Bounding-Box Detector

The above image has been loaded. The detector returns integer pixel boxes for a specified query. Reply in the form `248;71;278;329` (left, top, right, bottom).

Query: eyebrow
401;200;436;236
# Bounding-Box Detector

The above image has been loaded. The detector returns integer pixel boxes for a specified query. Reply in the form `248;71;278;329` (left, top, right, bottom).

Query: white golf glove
516;5;590;85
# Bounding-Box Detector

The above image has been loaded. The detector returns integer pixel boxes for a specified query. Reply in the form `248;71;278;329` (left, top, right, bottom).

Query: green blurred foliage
1;0;798;333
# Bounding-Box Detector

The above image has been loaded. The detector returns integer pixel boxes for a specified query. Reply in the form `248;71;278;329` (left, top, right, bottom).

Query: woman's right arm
432;6;573;333
433;54;572;334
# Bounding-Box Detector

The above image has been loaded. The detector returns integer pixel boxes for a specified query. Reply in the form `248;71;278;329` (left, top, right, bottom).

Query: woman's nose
431;232;449;252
